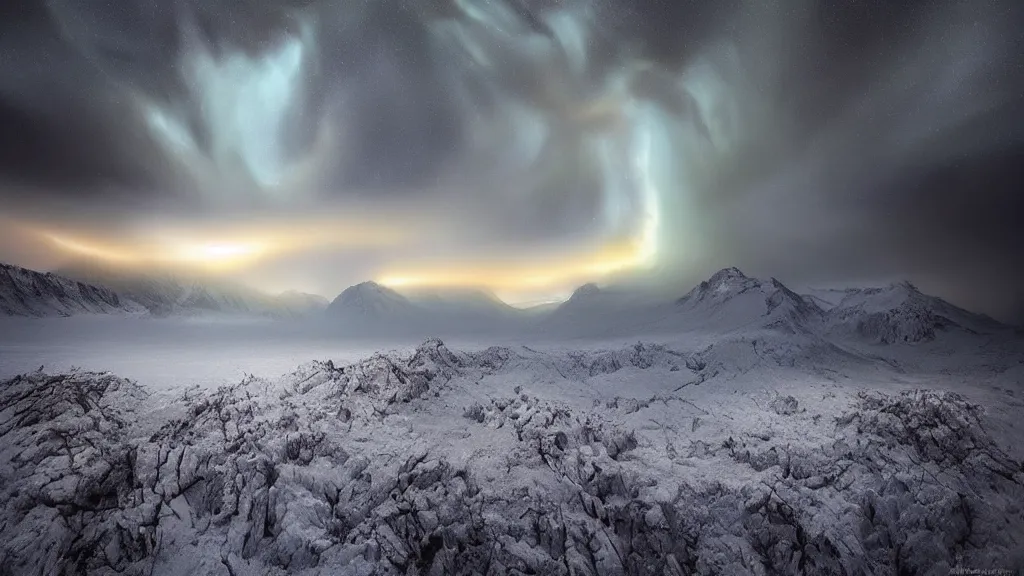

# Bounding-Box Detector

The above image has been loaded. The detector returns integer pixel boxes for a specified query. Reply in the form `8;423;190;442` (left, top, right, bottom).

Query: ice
1;267;1022;574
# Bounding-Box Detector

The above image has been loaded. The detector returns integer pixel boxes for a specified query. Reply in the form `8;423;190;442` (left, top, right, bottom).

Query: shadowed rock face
667;268;826;336
823;282;1009;344
1;339;1022;575
0;262;145;317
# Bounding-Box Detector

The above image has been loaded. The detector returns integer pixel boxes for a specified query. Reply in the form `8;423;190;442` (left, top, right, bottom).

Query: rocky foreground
1;338;1022;575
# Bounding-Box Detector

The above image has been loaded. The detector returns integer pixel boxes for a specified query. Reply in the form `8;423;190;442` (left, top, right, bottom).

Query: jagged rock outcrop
2;341;1021;575
0;371;150;574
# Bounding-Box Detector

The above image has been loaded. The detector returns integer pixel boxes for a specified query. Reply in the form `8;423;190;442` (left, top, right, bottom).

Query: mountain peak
330;281;411;318
678;267;756;304
569;283;601;301
338;281;401;300
707;267;748;283
890;280;921;294
348;281;384;291
338;281;400;299
825;281;1004;343
672;268;822;334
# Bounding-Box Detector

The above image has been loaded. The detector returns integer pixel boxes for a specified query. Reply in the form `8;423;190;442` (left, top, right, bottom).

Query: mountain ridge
3;260;1014;345
0;263;146;317
55;261;328;319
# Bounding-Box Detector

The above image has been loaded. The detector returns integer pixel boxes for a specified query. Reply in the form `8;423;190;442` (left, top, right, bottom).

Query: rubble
2;340;1021;575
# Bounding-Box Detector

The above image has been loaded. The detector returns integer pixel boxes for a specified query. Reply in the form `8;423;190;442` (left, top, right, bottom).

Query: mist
0;0;1021;319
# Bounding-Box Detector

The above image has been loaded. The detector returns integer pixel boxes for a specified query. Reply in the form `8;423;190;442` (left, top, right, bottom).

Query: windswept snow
1;266;1023;574
1;331;1022;575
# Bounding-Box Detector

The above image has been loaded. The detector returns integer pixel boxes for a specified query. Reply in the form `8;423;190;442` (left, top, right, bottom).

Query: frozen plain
1;287;1024;575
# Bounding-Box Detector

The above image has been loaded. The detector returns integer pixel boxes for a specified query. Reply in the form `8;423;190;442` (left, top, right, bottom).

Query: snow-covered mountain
822;281;1006;343
8;257;1012;344
0;263;146;317
800;287;849;311
56;262;327;319
539;282;669;337
325;282;526;335
541;268;825;337
670;267;824;334
543;268;1011;344
326;281;421;323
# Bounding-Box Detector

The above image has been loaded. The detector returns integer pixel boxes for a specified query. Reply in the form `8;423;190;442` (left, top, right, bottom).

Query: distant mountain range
321;267;1013;343
0;263;146;317
52;261;328;319
324;282;526;336
809;281;1005;344
0;260;1013;344
0;261;327;319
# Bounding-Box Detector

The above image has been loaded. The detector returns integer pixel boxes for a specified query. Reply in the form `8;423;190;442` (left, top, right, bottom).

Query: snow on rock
768;394;800;415
541;269;1014;345
825;281;1007;344
0;371;150;574
2;339;1022;575
56;261;327;319
672;267;824;334
0;262;146;317
282;337;467;414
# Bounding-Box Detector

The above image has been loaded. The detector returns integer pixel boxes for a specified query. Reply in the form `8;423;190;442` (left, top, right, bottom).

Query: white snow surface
1;268;1023;575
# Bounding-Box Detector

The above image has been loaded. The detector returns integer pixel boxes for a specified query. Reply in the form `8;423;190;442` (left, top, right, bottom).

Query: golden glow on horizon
25;166;663;304
46;234;139;263
376;99;665;304
174;241;266;263
46;233;270;270
33;213;416;272
376;232;657;304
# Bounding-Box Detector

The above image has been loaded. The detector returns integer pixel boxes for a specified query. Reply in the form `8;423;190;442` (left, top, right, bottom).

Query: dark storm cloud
1;0;470;197
666;0;1024;324
316;0;465;190
0;0;167;198
0;0;1022;321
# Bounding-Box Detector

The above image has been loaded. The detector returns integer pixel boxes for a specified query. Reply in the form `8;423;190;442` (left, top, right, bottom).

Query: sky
0;0;1022;319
